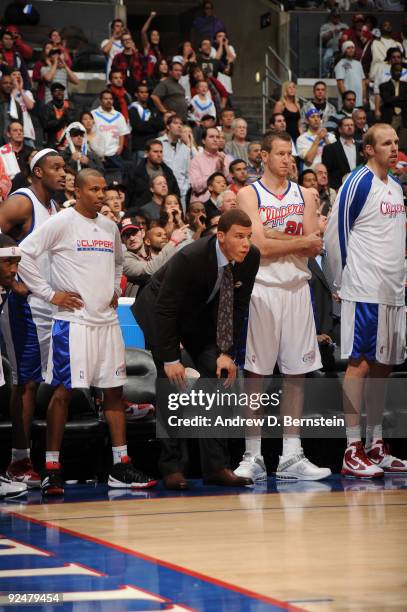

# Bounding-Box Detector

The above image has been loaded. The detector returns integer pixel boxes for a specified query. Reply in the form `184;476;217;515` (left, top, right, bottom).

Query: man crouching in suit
133;209;260;489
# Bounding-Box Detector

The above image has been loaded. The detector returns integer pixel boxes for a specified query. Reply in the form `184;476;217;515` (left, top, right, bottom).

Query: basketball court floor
0;475;406;611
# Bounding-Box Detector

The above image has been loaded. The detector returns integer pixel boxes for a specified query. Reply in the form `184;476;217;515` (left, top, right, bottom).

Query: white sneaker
0;475;27;498
366;439;407;473
234;452;267;482
276;451;332;481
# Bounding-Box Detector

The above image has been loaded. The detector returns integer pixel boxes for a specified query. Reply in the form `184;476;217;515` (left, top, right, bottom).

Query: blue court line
0;510;305;612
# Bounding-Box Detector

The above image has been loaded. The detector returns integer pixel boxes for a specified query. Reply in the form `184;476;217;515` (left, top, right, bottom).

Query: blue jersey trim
251;182;261;208
258;179;291;199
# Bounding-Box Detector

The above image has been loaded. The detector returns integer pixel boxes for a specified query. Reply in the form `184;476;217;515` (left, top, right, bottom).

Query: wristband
170;238;179;247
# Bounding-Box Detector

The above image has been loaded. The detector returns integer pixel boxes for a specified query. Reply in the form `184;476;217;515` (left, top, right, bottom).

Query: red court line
6;510;305;612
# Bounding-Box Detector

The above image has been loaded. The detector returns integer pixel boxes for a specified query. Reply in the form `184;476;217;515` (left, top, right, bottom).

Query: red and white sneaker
341;442;384;478
7;458;41;488
366;440;407;473
123;400;154;421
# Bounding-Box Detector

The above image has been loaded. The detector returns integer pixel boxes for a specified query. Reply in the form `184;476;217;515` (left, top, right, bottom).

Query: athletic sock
245;437;262;457
365;424;382;450
112;445;128;464
346;426;361;447
45;451;60;466
282;436;301;456
11;448;30;463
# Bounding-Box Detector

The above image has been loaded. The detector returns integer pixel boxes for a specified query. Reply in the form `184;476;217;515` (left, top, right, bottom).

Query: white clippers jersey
19;207;123;326
325;166;406;306
251;179;311;288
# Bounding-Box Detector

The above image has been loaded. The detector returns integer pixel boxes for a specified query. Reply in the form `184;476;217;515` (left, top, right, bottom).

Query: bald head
363;123;397;149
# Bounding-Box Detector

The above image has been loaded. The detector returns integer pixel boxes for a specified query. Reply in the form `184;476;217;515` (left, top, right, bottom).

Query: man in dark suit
134;209;260;489
322;117;362;190
379;64;407;130
308;206;340;371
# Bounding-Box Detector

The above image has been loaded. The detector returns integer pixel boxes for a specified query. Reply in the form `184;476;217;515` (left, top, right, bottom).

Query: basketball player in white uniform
0;149;64;488
325;124;407;477
18;169;157;495
0;234;28;499
235;131;332;481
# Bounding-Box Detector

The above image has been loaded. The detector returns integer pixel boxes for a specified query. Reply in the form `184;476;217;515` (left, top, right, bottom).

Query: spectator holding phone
40;46;79;104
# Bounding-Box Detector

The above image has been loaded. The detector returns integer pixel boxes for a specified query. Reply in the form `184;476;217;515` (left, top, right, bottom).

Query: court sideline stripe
21;501;407;523
5;510;306;612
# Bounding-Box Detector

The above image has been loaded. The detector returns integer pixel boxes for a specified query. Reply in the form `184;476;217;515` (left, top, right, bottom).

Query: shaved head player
0;149;64;488
235;131;331;482
18;169;157;495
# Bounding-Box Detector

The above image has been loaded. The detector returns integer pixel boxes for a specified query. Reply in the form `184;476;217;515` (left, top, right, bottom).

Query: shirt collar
340;136;355;146
215;239;233;268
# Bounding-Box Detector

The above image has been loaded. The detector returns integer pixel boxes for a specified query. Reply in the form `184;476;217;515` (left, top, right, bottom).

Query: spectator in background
373;48;407;121
299;169;318;189
189;126;232;201
296;108;336;171
127;139;180;208
192;1;227;42
185;200;207;240
301;81;336;130
106;70;132;123
150;57;169;90
181;41;198;67
160;193;185;233
129;82;164;161
100;19;125;78
288;154;298;182
268;112;298;156
320;10;348;78
10;69;35;146
229;159;248;194
80;111;97;151
6;120;32;177
0;29;30;90
219;108;235;143
151;61;188;122
273;81;302;143
139;175;169;221
216;188;236;213
122;217;187;298
91;89;130;174
141;11;163;78
211;30;236;95
198;39;222;78
1;25;32;62
104;184;124;223
401;18;407;58
379;64;407;130
41;47;79;104
0;73;23;144
42;82;75;148
181;124;202;158
225;118;249;163
335;41;367;109
322;117;361;191
4;0;40;25
62;123;103;173
32;42;52;103
203;171;227;219
100;203;116;221
189;65;228;119
350;0;375;9
315;163;336;209
340;14;370;62
192;113;216;147
369;21;403;81
158;114;190;209
352;108;368;146
326;90;356;132
190;80;217;123
53;166;76;207
111;32;144;98
246;142;263;184
48;29;72;68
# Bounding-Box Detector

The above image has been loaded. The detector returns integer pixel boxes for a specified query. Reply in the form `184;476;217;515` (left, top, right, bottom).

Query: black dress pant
154;344;230;479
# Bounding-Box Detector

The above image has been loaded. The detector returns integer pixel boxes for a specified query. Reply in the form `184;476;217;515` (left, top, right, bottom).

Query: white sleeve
334;60;345;80
18;216;64;303
118;114;130;136
113;225;124;296
296;134;309;160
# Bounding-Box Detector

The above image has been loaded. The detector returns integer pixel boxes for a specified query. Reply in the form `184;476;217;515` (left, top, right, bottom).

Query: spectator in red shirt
0;29;30;89
112;32;145;97
340;14;371;61
141;11;163;78
32;42;53;103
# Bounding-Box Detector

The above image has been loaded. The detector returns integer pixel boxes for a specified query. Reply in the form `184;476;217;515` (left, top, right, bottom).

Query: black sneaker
108;457;157;489
41;462;64;496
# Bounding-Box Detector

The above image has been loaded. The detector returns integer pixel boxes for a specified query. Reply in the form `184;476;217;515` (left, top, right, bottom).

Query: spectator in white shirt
10;68;35;146
320;10;348;77
190;80;217;123
91;89;130;178
101;19;125;79
158;114;190;210
296;108;336;171
335;41;367;108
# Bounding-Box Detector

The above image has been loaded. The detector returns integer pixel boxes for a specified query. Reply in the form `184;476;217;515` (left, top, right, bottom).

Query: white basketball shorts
245;281;322;375
341;300;406;365
46;320;127;389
